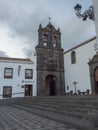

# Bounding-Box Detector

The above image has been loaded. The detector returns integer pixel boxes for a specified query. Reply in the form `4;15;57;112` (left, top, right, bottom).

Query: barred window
3;86;12;98
25;69;33;79
4;68;13;78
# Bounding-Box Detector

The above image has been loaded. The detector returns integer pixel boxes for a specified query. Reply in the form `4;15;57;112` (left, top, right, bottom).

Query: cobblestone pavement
0;106;77;130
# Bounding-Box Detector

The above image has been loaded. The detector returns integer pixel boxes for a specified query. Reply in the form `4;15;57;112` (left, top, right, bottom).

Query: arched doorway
45;75;57;95
88;53;98;94
94;67;98;93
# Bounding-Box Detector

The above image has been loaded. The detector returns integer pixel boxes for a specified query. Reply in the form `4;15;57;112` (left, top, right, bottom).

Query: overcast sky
0;0;95;58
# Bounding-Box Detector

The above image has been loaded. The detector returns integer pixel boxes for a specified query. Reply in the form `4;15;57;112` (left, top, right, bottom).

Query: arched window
43;34;48;46
53;36;57;47
71;51;76;64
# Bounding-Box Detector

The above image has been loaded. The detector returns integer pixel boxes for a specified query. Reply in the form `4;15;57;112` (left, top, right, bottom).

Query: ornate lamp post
74;4;95;21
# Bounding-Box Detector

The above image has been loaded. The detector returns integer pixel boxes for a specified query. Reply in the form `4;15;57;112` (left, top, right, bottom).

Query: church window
71;51;76;64
43;34;48;46
53;36;57;47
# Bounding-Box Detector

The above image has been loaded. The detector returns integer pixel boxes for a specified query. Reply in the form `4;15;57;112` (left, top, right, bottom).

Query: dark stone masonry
35;22;65;96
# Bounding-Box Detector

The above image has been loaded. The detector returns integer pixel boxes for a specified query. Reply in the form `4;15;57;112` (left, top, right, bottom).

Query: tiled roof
0;57;32;62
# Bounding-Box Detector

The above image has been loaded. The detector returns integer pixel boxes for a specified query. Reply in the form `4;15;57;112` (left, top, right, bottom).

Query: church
0;1;98;99
0;1;98;98
35;22;65;96
35;20;98;96
64;36;97;94
63;0;98;95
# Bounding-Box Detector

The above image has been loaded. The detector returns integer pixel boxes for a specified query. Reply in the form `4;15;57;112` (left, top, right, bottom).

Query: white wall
93;0;98;44
64;38;96;93
0;60;36;99
29;52;37;96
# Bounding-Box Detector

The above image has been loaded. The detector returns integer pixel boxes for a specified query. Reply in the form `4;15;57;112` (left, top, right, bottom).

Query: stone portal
89;53;98;94
45;75;56;95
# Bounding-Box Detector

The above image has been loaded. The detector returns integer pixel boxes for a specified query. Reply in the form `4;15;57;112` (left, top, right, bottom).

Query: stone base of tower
36;70;65;96
37;88;65;96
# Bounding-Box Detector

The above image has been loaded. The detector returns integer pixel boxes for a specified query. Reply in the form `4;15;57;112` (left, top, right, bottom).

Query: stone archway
94;67;98;93
45;75;57;96
88;53;98;94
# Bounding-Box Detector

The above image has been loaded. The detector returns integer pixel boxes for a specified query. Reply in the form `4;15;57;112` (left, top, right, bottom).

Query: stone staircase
0;95;98;130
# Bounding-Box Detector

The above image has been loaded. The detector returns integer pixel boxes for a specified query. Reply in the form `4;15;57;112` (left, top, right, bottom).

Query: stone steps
11;95;98;129
18;101;97;116
12;104;92;130
13;96;98;114
1;95;98;129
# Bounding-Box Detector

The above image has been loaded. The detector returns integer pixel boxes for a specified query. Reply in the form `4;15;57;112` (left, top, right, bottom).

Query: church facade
35;22;65;96
63;1;98;95
64;37;97;94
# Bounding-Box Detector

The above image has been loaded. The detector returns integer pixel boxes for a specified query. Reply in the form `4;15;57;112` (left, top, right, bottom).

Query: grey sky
0;0;95;58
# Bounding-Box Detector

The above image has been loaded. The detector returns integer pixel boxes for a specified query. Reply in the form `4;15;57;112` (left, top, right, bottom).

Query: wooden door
25;85;32;96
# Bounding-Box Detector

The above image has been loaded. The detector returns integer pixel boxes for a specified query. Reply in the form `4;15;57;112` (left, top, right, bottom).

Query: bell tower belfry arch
35;21;65;96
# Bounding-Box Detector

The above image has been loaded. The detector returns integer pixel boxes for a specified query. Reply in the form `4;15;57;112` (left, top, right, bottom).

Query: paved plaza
0;105;77;130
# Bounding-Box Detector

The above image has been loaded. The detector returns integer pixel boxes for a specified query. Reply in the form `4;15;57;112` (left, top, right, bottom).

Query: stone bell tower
35;21;65;96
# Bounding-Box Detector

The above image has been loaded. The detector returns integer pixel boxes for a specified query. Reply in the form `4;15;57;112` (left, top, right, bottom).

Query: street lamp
74;4;95;21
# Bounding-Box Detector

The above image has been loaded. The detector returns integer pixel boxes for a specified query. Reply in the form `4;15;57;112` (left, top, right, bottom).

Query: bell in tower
35;21;65;96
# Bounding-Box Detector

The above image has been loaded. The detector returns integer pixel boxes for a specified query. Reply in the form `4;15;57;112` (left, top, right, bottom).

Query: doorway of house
25;85;32;96
46;75;56;95
94;67;98;93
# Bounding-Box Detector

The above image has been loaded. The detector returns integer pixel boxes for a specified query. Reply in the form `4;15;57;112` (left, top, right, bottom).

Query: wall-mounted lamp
18;65;21;76
74;4;95;21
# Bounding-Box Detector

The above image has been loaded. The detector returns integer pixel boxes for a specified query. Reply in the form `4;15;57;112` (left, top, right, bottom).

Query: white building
64;37;96;94
93;0;98;43
0;57;36;99
64;1;98;95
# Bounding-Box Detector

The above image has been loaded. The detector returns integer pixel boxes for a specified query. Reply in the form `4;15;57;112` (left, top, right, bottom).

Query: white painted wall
0;59;36;99
93;0;98;44
29;52;37;96
64;38;96;93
